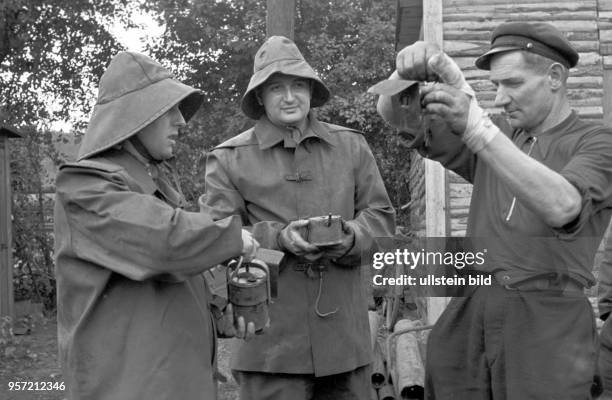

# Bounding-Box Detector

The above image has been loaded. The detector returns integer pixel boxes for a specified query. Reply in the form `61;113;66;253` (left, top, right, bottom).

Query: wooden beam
603;68;612;125
422;0;447;240
422;0;450;326
266;0;295;39
0;135;13;319
423;0;443;47
602;1;612;125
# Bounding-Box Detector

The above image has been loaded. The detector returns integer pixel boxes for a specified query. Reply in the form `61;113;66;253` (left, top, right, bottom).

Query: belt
294;261;328;271
293;261;332;279
292;257;334;271
494;271;585;293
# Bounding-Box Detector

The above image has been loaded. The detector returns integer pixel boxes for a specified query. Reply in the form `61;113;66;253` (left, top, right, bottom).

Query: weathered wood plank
567;76;604;87
444;40;599;56
450;197;471;209
575;106;604;117
445;3;594;15
445;0;595;10
423;0;450;326
0;136;14;319
266;0;295;39
602;69;612;125
598;11;612;19
598;0;612;11
477;102;603;118
600;30;612;43
474;90;602;104
448;172;470;184
444;30;598;41
444;11;597;22
468;83;604;97
444;19;597;32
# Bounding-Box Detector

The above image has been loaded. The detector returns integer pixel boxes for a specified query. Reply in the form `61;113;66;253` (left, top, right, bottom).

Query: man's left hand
320;221;355;259
216;303;258;340
420;83;471;135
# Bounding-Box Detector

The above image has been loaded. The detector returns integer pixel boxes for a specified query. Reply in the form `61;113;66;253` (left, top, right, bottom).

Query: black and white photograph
2;1;612;399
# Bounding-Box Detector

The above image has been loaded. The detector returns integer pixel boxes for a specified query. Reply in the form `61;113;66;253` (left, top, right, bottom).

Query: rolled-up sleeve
599;230;612;319
555;129;612;237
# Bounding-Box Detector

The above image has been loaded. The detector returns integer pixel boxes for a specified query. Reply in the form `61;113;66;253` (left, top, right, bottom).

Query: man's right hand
278;220;322;260
241;229;259;261
377;41;445;132
396;41;442;82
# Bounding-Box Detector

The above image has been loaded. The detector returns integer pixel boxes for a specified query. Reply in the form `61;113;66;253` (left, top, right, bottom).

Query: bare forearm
479;132;581;227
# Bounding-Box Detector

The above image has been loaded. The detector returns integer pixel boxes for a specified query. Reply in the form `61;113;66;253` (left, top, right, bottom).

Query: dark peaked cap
475;22;579;70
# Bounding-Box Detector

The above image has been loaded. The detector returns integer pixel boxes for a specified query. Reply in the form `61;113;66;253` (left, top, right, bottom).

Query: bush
10;128;62;312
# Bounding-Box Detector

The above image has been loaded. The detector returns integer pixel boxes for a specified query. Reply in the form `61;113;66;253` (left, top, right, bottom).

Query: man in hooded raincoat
200;36;396;399
54;52;259;400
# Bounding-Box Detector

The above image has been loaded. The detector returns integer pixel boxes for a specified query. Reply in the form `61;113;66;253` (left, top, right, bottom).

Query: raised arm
55;165;244;281
377;42;585;227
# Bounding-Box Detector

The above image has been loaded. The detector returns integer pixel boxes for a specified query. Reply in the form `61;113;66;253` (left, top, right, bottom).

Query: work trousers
599;318;612;399
234;365;370;400
425;283;596;400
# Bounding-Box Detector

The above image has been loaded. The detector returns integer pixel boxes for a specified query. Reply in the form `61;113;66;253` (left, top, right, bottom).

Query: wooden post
603;56;612;126
604;68;612;125
266;0;295;39
0;126;21;320
422;0;450;326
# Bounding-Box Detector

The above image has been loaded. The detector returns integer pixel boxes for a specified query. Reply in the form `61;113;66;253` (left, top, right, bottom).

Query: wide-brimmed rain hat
241;36;330;119
78;52;204;160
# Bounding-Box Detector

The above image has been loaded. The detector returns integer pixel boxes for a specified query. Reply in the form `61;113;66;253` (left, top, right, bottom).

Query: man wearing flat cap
376;21;612;399
200;36;395;399
54;52;259;400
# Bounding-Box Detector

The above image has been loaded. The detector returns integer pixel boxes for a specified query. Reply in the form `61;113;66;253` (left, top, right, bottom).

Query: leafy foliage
5;0;129;307
10;127;60;309
0;0;130;129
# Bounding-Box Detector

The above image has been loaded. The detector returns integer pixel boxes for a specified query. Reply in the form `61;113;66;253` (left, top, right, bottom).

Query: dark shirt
407;111;612;285
599;231;612;318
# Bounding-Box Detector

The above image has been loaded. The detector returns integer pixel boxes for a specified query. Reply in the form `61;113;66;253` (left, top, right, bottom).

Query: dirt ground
0;316;239;400
0;317;65;400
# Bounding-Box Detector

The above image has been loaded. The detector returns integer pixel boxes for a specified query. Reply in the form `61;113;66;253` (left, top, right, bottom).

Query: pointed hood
241;36;330;120
78;52;204;160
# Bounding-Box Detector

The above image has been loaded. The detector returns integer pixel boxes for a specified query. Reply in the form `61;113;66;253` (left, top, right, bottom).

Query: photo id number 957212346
8;381;65;391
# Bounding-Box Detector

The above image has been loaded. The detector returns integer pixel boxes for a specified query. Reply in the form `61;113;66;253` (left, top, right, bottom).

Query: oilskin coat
55;151;242;400
54;53;243;400
201;115;396;376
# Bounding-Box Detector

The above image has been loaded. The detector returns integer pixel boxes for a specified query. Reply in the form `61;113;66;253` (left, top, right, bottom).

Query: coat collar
253;112;334;150
103;149;158;195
